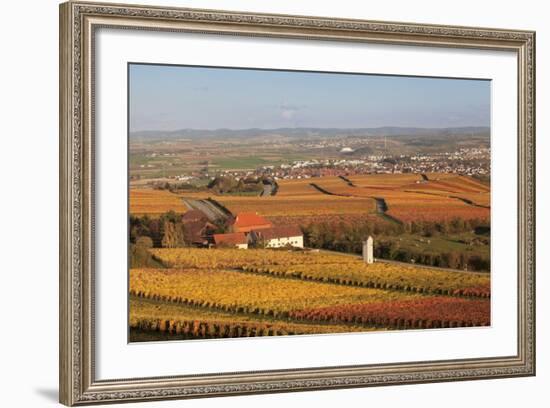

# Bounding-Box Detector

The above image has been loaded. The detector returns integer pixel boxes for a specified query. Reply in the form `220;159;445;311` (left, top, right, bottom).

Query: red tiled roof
230;212;272;232
213;232;248;246
251;226;303;240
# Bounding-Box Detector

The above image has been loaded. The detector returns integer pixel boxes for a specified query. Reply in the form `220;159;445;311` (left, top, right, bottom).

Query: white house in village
249;226;304;249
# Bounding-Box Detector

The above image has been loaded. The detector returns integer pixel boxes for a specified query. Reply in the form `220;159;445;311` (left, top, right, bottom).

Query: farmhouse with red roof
228;212;272;233
217;212;303;249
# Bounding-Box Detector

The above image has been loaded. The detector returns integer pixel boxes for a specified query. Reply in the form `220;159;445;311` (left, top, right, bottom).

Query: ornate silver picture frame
59;1;535;405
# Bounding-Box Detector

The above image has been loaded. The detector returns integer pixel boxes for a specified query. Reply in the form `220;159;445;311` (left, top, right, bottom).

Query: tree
450;217;466;233
161;221;186;248
305;224;322;248
467;255;490;272
148;218;163;247
160;210;180;224
129;244;161;268
129;215;151;243
136;235;153;248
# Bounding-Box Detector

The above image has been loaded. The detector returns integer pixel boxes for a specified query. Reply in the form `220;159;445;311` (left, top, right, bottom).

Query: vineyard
129;173;491;341
130;297;373;340
309;175;490;223
215;194;377;218
399;175;490;208
129;174;489;224
289;297;490;329
152;247;372;268
130;248;491;341
151;248;490;297
242;263;490;297
384;195;489;223
130;268;420;315
275;179;325;196
129;188;189;216
347;173;426;188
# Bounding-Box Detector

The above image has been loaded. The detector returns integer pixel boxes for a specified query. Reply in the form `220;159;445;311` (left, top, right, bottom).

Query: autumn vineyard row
289;297;490;328
129;297;368;336
240;265;490;298
150;248;490;298
130;318;362;338
130;268;418;315
130;290;489;333
130;266;490;334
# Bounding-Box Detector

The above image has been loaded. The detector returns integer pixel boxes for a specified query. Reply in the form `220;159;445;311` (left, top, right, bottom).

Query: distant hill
130;126;490;141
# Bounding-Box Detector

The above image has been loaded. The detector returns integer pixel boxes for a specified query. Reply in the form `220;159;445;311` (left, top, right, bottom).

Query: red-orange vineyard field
267;213;391;227
290;297;490;329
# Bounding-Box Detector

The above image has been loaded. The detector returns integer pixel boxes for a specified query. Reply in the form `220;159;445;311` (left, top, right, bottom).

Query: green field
375;232;490;271
211;154;308;170
383;232;488;255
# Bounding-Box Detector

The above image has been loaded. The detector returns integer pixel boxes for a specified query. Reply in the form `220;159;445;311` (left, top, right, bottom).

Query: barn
180;209;216;246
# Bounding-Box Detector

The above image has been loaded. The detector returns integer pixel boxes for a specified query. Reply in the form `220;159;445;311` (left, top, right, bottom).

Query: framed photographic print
59;1;536;405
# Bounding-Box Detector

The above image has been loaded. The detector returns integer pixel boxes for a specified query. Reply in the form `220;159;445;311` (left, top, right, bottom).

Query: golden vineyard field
130;248;491;339
130;268;420;315
151;248;490;296
398;176;490;207
244;262;489;297
216;194;377;217
310;176;490;222
274;178;327;196
347;173;426;188
151;247;357;268
129;188;189;215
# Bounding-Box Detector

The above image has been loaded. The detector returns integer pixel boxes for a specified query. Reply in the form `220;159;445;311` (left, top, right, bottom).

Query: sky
129;63;491;132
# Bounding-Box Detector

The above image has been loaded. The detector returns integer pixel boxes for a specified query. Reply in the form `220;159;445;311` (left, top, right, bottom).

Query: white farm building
249;226;304;249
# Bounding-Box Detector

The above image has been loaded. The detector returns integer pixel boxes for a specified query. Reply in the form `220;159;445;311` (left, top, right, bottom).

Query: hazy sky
129;63;490;132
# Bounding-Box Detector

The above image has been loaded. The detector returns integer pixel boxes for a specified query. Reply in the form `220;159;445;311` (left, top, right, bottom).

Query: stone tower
363;236;374;264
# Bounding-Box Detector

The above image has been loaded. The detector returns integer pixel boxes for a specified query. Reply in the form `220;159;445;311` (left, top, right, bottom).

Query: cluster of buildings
213;213;304;250
251;147;490;180
255;159;375;180
405;148;491;176
133;145;489;190
180;210;304;250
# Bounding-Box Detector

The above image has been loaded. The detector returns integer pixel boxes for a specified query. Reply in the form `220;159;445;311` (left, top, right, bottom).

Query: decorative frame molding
59;1;536;405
